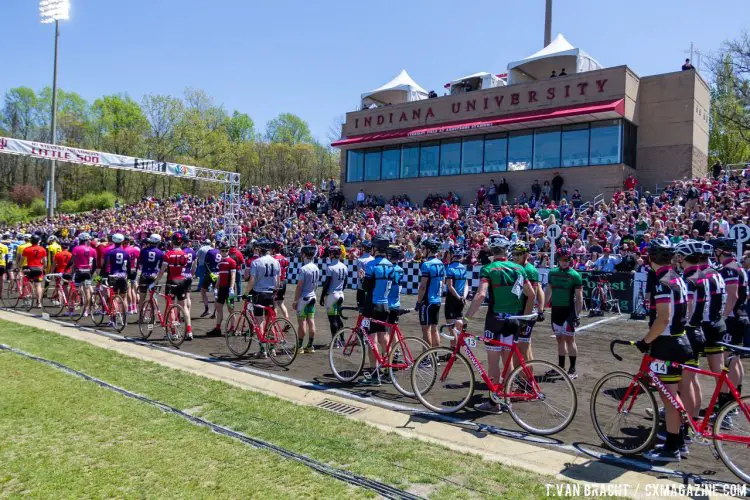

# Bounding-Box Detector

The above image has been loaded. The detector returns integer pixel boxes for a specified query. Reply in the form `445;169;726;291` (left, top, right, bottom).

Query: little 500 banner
0;136;196;179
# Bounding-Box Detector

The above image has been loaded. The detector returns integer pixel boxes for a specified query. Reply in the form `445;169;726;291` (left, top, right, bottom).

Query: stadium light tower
39;0;70;218
544;0;552;47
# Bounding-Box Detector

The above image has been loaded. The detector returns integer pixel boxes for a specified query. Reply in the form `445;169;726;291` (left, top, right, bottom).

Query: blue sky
1;0;747;144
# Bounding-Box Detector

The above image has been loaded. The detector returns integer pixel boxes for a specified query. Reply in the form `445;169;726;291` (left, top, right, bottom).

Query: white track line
576;314;625;332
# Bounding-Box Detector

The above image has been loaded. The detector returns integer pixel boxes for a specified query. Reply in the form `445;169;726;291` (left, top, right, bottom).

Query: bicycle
6;270;33;312
137;284;189;347
410;313;578;435
588;274;620;316
630;278;648;320
590;340;750;483
224;293;298;367
89;278;127;332
328;306;429;398
42;273;84;319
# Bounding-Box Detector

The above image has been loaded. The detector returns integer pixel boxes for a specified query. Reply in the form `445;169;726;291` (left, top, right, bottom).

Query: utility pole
684;42;704;73
48;19;60;218
544;0;552;47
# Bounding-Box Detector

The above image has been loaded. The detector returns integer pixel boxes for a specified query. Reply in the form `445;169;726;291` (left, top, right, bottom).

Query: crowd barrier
285;258;647;314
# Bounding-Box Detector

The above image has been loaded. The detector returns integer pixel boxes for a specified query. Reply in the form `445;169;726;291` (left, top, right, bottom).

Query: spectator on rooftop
559;68;567;76
498;178;510;205
551;172;564;202
531;180;542;199
712;161;722;180
682;58;695;71
488;180;498;206
542;180;552;199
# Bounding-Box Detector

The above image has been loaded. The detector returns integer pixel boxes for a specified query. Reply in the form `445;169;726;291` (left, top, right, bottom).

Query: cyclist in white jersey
247;239;280;358
355;240;374;311
321;245;348;339
294;245;320;353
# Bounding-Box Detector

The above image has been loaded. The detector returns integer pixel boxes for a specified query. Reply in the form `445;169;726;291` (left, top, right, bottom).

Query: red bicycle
89;278;127;332
411;313;577;435
6;270;34;312
328;306;429;398
591;340;750;483
42;273;84;319
137;285;188;347
224;294;298;366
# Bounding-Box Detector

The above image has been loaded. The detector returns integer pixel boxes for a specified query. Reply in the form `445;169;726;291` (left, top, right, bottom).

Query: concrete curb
0;310;732;499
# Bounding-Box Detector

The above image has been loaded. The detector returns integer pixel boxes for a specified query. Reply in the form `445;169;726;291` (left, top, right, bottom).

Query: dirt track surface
34;284;750;489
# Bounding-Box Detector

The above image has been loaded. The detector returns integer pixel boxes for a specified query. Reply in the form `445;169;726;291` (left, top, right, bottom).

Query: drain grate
316;399;363;416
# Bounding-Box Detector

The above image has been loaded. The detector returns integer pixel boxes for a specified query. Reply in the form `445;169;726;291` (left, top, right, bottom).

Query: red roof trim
331;98;625;147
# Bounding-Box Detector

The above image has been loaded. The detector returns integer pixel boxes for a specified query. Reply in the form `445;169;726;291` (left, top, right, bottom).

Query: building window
623;121;637;168
364;149;381;181
484;133;507;172
590;120;622;165
461;137;484;174
381;147;401;179
346;150;363;182
419;141;439;177
401;145;419;178
508;130;533;171
533;126;561;169
561;123;590;167
439;139;461;176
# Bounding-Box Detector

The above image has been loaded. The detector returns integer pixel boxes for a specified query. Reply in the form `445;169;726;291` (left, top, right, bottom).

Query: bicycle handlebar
44;273;63;282
610;339;635;361
439;323;460;340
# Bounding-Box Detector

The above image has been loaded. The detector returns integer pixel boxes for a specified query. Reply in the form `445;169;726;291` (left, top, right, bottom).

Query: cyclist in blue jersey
445;246;469;350
387;246;405;326
362;234;393;386
416;238;445;348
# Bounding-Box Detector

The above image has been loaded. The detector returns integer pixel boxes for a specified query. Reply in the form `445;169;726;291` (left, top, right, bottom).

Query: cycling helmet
182;234;190;243
111;233;125;244
388;246;405;263
301;244;317;257
2;233;10;241
30;234;40;245
420;238;441;252
449;246;467;258
328;245;342;258
361;239;372;249
61;239;71;249
372;234;391;252
48;235;57;242
708;237;736;253
147;234;162;245
218;241;230;250
647;240;675;260
171;233;184;245
487;233;510;250
675;239;706;257
272;240;284;252
78;232;91;241
23;234;31;240
202;238;212;245
123;234;131;242
557;247;572;259
510;240;529;254
255;238;273;250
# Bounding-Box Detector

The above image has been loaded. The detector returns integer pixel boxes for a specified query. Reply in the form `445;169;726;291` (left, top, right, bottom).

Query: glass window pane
461;137;484;174
439;139;461;176
508;130;533;171
363;149;381;181
346;150;363;182
533;126;561;169
484;134;507;172
420;141;439;177
590;120;622;165
561;124;590;167
381;147;400;180
401;145;419;178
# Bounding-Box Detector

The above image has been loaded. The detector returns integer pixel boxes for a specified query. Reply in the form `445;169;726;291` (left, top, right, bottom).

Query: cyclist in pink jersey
123;236;141;314
69;233;98;317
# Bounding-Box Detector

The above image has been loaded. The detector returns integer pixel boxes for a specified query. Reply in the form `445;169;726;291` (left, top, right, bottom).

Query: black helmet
387;246;405;263
61;239;71;249
421;238;440;252
647;240;675;260
328;245;342;258
301;244;317;257
30;234;40;245
171;233;184;245
557;247;571;259
449;246;467;258
708;237;735;253
255;238;273;250
218;241;230;250
372;234;391;251
272;240;284;252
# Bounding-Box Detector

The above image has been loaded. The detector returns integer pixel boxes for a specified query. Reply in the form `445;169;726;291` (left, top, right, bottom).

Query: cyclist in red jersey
228;243;245;297
22;235;47;308
272;241;290;321
155;233;193;340
206;242;236;337
54;240;73;280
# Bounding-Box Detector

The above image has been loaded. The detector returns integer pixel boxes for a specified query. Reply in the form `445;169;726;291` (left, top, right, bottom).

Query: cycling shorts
138;275;158;293
363;303;389;334
110;276;128;294
166;278;189;301
27;267;44;283
0;266;5;276
444;294;465;321
483;313;520;351
74;271;92;285
551;306;577;336
253;291;275;317
685;325;706;367
275;282;287;302
201;272;218;291
127;270;138;283
296;296;316;319
649;333;693;383
326;292;344;316
725;315;749;346
418;302;440;326
216;286;232;305
702;319;728;354
517;319;535;343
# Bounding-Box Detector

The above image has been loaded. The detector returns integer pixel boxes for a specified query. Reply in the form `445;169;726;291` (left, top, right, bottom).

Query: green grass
0;320;573;499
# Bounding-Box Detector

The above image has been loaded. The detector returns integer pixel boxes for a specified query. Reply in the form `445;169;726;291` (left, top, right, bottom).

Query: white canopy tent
506;33;602;85
446;72;506;95
360;70;429;109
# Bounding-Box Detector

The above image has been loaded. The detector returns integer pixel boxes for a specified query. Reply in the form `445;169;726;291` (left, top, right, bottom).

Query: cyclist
201;240;221;319
710;237;746;419
416;238;445;348
5;233;20;283
124;235;141;315
545;248;583;379
68;233;97;317
465;233;535;414
293;244;320;354
638;240;693;462
181;235;195;319
97;234;115;281
247;238;280;358
17;234;32;273
272;241;291;321
228;241;245;297
195;239;212;293
206;242;237;337
137;234;164;315
155;233;193;340
320;244;347;343
445;246;469;351
0;234;9;295
355;240;374;311
361;235;393;386
511;240;545;365
46;236;61;274
105;233;131;321
22;234;48;308
387;246;405;326
54;239;73;281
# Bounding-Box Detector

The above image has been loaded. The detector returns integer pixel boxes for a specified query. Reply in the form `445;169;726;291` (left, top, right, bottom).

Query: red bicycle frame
346;312;413;370
146;286;175;328
233;297;281;344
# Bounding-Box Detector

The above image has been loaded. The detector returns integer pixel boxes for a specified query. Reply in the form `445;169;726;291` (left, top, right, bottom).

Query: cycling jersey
99;243;114;271
702;265;727;322
46;242;61;273
365;256;393;305
683;266;708;326
126;245;141;271
54;250;73;273
719;259;748;318
273;253;290;281
205;248;221;273
0;243;8;266
356;254;374;289
217;257;237;287
388;264;404;309
445;261;467;298
165;249;187;281
325;261;348;294
22;245;46;269
652;265;689;336
17;242;31;267
196;245;211;270
479;260;527;314
71;245;96;271
250;254;280;293
547;267;582;307
182;247;195;278
297;262;320;300
139;246;164;277
646;268;657;326
420;257;445;304
106;247;130;278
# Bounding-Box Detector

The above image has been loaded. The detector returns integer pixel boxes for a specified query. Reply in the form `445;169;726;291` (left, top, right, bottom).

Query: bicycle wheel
164;304;187;347
42;284;65;316
91;292;107;326
66;287;85;321
138;299;158;339
411;347;474;414
589;288;603;313
713;396;750;484
328;328;365;382
266;318;298;367
388;336;430;398
7;279;20;307
225;312;253;358
110;296;127;332
21;282;34;312
590;371;658;455
504;360;577;435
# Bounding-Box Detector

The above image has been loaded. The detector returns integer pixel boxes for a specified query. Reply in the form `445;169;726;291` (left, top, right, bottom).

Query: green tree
265;113;312;145
227;111;255;143
1;87;40;187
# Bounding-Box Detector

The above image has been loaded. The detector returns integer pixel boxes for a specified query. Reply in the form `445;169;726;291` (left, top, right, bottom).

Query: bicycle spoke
714;396;750;484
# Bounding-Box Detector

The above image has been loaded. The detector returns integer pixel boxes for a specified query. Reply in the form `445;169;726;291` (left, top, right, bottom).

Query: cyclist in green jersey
465;233;535;414
510;240;545;365
544;248;583;379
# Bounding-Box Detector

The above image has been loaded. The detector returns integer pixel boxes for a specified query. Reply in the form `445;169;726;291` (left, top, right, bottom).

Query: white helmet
78;232;91;241
48;235;57;242
675;239;712;257
111;233;125;244
147;234;162;244
488;233;510;250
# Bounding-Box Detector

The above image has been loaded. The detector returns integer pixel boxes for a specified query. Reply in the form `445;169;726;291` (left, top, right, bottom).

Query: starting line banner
0;136;197;179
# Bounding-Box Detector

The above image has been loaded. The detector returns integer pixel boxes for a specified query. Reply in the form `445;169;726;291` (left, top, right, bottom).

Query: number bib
650;360;668;374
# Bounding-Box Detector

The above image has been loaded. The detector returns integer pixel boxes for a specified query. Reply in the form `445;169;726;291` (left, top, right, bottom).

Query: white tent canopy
361;70;429;108
506;33;602;85
447;72;506;95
